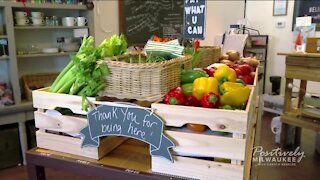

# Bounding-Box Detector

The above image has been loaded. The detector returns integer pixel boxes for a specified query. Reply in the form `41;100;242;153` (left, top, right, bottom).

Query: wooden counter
278;52;320;146
26;139;186;180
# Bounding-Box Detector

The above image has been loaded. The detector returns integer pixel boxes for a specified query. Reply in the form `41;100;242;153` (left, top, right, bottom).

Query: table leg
293;80;307;146
18;120;28;165
27;163;45;180
281;78;293;147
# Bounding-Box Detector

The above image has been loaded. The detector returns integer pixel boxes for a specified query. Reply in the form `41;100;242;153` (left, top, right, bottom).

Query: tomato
163;38;170;42
187;123;206;132
238;64;252;75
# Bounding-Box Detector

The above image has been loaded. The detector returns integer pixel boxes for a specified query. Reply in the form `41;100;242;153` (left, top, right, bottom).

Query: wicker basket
99;53;192;101
21;73;59;101
196;46;221;68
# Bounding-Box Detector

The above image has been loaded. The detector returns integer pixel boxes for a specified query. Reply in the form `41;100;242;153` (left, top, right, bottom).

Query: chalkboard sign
184;0;206;39
293;0;320;31
80;102;175;162
119;0;184;45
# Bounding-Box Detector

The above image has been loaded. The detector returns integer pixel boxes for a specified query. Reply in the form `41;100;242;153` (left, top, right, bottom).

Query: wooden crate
151;86;259;180
32;88;127;160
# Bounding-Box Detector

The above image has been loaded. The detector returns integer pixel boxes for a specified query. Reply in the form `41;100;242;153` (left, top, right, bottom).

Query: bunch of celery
49;34;127;97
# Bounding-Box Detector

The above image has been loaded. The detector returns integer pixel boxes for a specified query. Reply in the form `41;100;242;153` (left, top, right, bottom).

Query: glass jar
52;16;59;26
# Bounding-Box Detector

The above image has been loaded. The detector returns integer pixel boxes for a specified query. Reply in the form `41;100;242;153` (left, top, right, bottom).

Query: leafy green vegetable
50;34;127;101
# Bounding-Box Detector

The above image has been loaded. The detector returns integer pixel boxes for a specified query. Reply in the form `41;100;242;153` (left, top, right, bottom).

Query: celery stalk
49;60;74;92
57;76;76;94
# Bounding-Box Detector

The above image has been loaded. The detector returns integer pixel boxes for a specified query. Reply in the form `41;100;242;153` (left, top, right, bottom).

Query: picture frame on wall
273;0;288;16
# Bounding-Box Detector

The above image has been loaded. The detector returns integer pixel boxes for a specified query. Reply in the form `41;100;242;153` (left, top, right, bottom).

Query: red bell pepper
238;75;254;85
238;64;252;75
163;87;184;105
184;95;201;106
200;92;220;108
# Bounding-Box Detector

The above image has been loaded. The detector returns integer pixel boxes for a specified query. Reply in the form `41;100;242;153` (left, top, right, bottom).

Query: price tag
296;16;312;27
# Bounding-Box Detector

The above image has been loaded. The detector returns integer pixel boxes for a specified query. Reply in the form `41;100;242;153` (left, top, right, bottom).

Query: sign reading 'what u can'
184;0;206;39
80;102;175;162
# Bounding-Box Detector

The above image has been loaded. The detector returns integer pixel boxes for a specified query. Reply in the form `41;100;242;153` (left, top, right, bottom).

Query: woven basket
21;73;59;101
99;53;192;101
196;46;221;68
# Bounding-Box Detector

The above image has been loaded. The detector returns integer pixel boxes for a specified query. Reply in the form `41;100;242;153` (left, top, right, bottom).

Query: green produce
49;34;128;110
181;83;193;96
181;70;207;84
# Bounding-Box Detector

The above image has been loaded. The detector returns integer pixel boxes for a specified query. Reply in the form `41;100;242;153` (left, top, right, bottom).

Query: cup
62;17;76;27
31;12;44;18
31;18;44;26
16;18;29;26
76;17;87;26
14;11;27;18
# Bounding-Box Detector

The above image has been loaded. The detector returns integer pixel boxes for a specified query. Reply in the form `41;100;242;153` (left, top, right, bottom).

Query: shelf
17;52;76;58
245;46;267;50
0;35;7;38
14;25;89;30
0;55;9;60
1;2;87;10
0;101;33;115
281;111;320;131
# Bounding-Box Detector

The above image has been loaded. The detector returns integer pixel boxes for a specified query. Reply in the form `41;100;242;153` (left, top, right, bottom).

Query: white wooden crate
151;86;258;180
32;88;127;160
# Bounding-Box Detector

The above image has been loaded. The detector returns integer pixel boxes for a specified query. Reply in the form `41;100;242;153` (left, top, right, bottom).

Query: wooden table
26;139;187;180
278;52;320;146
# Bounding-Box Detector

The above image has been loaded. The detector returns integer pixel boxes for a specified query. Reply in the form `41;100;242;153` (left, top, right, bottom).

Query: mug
16;18;29;25
15;11;27;18
76;17;87;26
62;17;76;27
31;18;44;25
31;12;44;18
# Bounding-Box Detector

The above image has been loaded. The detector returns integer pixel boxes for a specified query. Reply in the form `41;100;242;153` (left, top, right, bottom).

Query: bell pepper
219;82;251;107
163;87;184;105
214;66;237;83
181;70;207;84
192;77;219;100
184;95;201;106
200;92;220;108
181;83;193;96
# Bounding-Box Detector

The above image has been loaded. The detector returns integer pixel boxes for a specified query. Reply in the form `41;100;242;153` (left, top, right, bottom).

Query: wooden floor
0;112;319;180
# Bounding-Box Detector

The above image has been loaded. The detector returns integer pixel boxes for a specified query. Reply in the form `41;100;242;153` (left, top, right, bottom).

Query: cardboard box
306;37;320;53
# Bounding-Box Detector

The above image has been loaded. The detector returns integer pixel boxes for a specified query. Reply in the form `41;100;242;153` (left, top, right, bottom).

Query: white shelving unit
0;1;94;165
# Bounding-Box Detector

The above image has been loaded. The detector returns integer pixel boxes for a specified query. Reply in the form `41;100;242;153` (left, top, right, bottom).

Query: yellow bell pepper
214;66;236;83
219;82;251;107
192;77;219;100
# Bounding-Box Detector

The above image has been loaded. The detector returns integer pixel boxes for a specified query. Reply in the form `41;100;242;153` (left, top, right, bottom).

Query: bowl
42;48;59;54
61;43;79;52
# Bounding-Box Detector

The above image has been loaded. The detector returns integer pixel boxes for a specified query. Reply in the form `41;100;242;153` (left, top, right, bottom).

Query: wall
93;0;119;46
93;0;244;46
246;1;320;95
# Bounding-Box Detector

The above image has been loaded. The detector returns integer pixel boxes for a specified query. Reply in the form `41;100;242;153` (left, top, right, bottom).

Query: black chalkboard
293;0;320;31
119;0;184;45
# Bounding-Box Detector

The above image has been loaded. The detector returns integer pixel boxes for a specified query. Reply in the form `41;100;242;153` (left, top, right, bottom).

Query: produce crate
21;73;59;101
150;86;259;180
32;88;127;160
99;52;192;101
196;46;221;68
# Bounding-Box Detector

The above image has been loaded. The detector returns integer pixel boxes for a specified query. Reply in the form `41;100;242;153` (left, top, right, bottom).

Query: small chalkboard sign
119;0;184;45
80;102;175;162
293;0;320;31
184;0;206;39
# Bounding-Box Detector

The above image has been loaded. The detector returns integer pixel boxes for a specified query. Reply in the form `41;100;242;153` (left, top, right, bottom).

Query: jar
52;16;59;26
